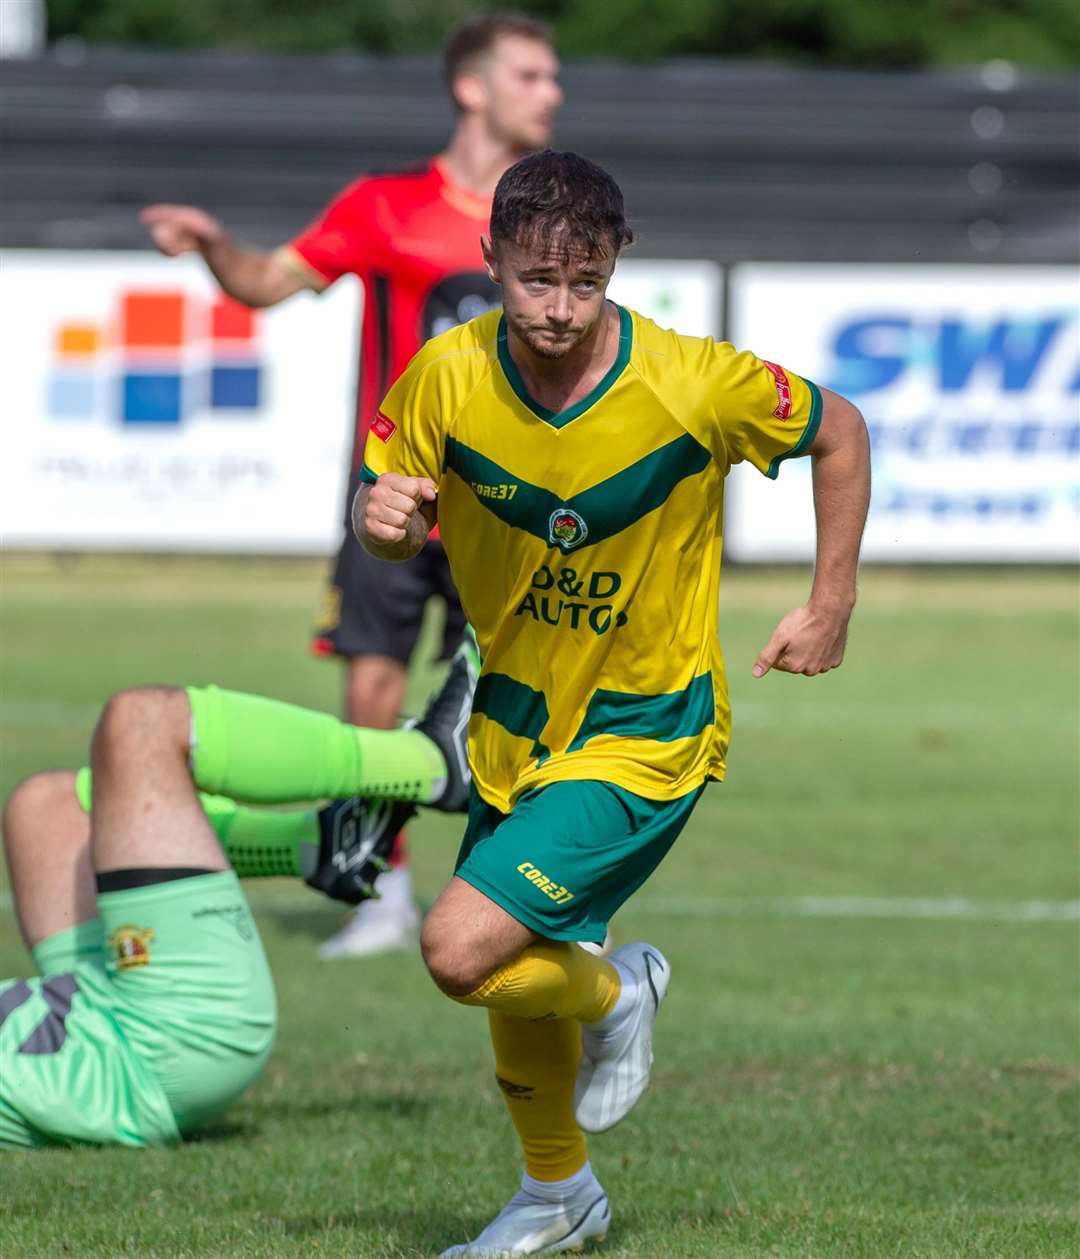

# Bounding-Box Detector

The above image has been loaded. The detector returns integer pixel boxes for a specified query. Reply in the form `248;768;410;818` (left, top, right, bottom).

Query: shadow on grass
277;1203;492;1250
184;1118;258;1144
163;1091;437;1149
249;1092;434;1123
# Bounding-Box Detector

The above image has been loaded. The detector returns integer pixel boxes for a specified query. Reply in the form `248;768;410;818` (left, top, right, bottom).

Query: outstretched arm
753;387;871;678
140;204;310;308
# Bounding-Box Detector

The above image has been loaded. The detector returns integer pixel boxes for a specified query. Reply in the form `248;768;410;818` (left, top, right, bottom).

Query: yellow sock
455;941;621;1023
489;1010;588;1181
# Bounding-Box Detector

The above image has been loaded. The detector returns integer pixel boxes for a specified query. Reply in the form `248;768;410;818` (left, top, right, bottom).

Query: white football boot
574;942;670;1134
316;866;420;959
438;1166;610;1257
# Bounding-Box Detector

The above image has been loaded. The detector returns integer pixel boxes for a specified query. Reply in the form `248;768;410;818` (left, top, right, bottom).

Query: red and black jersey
288;158;497;472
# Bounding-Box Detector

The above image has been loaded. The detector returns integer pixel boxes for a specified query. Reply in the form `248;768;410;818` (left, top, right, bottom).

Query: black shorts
311;526;466;666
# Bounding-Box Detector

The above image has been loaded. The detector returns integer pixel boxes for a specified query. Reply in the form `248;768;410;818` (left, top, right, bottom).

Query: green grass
1;555;1077;1258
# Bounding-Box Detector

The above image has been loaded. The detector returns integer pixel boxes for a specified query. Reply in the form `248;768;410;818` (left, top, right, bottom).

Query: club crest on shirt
548;508;588;552
109;924;155;970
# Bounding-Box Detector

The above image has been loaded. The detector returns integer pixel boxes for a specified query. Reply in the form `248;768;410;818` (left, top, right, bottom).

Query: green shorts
0;871;275;1149
455;779;705;945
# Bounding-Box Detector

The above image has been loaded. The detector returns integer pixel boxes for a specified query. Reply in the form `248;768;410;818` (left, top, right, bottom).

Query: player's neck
506;302;621;414
440;122;528;198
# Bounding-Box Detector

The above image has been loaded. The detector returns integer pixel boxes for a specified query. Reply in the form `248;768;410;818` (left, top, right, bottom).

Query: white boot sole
438;1191;610;1256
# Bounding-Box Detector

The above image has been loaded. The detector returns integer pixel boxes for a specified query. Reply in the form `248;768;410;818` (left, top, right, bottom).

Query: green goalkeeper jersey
0;960;180;1148
1;871;274;1150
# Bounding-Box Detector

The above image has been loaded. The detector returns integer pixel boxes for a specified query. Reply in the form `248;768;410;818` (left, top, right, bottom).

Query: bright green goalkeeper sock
185;684;447;805
75;767;319;879
200;793;320;879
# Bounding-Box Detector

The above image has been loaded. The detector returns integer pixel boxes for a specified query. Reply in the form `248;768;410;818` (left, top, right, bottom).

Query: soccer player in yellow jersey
357;151;871;1256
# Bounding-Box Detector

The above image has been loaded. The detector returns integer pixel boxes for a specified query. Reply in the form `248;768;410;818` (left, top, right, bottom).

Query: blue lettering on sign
827;314;1079;395
831;318;911;393
937;319;1062;392
865;419;1080;458
879;488;1050;518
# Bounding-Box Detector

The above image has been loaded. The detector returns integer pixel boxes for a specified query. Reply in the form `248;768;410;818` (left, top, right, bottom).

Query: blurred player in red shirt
142;13;562;957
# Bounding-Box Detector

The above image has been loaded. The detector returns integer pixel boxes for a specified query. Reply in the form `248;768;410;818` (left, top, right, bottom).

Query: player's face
481;36;562;151
485;235;616;360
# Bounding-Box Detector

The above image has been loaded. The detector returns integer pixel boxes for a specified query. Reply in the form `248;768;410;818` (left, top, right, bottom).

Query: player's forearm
808;401;871;612
199;238;293;308
352;485;431;562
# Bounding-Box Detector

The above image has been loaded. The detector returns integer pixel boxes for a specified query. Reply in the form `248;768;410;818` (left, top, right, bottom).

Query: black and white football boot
305;796;417;905
413;626;479;814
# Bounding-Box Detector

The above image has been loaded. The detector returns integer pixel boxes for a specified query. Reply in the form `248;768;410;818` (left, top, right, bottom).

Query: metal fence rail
1;46;1077;261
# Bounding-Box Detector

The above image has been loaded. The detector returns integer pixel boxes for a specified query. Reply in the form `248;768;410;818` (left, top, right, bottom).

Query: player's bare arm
353;475;438;562
753;387;871;678
140;204;309;307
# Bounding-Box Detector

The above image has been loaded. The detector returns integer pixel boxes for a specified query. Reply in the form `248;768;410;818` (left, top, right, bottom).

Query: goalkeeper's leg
2;770;99;955
3;771;411;970
0;684;443;1138
2;680;460;954
98;683;449;896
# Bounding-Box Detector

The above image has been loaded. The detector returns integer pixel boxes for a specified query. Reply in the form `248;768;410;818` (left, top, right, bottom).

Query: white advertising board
726;265;1080;562
0;250;359;552
608;259;721;339
0;251;720;553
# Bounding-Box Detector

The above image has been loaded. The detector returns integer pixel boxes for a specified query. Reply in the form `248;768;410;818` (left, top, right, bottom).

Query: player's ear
453;71;487;115
481;236;500;283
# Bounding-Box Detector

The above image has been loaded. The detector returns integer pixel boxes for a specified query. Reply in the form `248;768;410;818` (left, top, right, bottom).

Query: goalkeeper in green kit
0;637;477;1150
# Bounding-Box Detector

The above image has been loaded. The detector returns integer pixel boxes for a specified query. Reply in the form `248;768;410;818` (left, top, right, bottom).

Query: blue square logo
210;364;261;410
122;372;183;424
47;374;96;418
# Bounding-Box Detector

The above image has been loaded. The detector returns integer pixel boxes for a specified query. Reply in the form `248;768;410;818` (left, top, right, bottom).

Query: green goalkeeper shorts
454;779;705;945
0;871;275;1150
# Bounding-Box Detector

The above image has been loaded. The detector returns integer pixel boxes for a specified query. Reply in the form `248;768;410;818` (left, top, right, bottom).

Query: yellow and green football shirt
363;304;821;813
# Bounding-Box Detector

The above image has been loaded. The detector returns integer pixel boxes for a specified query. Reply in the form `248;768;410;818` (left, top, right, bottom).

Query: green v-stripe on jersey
364;305;822;811
441;431;711;554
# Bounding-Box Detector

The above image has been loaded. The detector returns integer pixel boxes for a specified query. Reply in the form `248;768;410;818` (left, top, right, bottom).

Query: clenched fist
141;204;227;257
354;473;438;558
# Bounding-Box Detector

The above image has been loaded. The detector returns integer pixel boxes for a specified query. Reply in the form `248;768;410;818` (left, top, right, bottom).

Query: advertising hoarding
727;265;1079;562
1;250;360;552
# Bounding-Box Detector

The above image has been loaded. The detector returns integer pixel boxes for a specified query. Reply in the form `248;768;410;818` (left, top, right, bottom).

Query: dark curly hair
490;150;635;261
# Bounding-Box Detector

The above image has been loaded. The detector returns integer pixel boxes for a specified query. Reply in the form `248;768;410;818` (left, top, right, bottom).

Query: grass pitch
1;556;1077;1258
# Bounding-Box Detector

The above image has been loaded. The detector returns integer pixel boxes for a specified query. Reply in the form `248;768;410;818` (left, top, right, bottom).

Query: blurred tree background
45;0;1080;69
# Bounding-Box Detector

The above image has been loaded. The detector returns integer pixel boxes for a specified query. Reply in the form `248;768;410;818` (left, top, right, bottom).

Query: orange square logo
56;323;101;357
121;291;185;349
